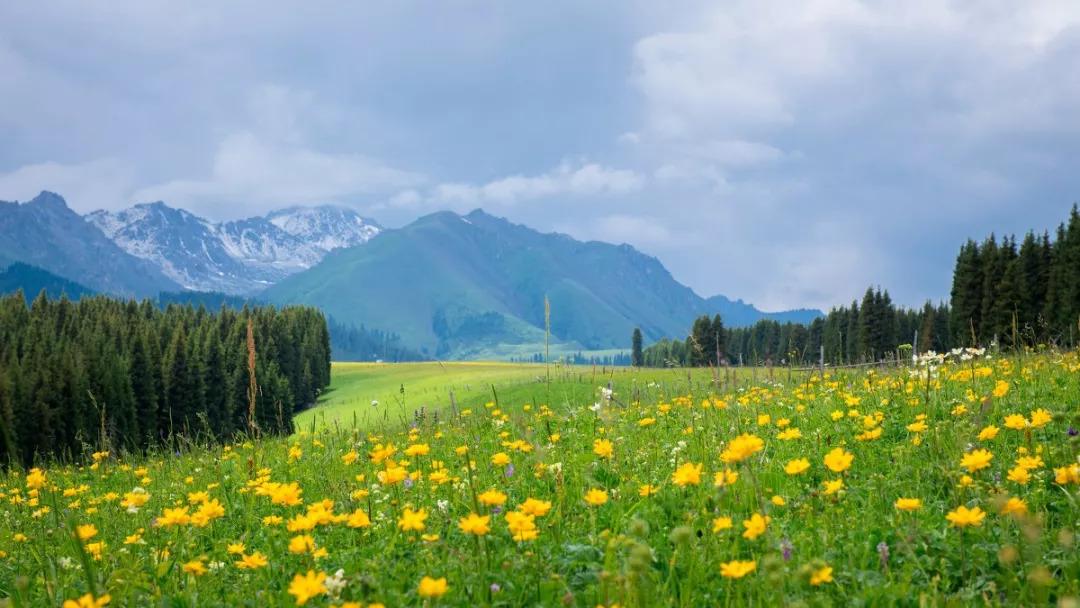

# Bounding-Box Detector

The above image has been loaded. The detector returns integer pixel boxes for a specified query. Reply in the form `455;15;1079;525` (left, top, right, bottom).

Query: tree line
0;293;331;466
638;205;1080;367
950;205;1080;347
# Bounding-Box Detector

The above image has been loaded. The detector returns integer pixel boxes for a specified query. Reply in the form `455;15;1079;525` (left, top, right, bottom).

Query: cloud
4;1;1080;312
132;132;423;219
423;162;645;209
0;158;134;213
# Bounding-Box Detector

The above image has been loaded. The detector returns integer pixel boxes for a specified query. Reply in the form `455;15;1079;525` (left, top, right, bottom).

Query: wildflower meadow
2;350;1079;606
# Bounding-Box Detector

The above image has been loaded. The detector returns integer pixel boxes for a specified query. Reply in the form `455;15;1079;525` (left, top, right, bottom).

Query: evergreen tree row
639;293;950;368
950;205;1080;346
0;293;331;466
637;204;1080;367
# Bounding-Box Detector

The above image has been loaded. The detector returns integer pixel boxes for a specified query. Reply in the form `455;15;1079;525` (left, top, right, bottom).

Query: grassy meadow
2;351;1079;606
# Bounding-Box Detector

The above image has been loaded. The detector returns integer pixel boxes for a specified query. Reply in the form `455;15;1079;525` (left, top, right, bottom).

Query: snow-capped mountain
86;203;381;294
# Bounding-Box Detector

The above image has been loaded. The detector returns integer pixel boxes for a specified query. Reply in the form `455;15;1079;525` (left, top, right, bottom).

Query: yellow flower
977;426;999;441
288;570;328;606
227;542;246;555
671;462;703;487
946;505;986;527
518;498;553;517
894;498;922;511
822;479;844;495
638;484;660;497
156;507;191;527
182;559;208;576
638;417;656;427
906;421;928;433
777;428;803;440
341;450;359;465
75;524;98;541
490;452;511;466
593;439;614;459
477;489;507;506
347;509;372;528
398;507;428;532
62;593;110;608
784;458;810;475
960;449;993;473
720;560;757;579
289;535;316;554
992;380;1009;398
85;542;105;560
236;551;269;569
770;495;786;506
720;434;764;464
712;516;733;532
1003;414;1029;430
823;448;853;473
504;510;538;541
458;513;491;536
1029;408;1052;428
713;468;739;487
741;513;770;540
1015;455;1043;470
584;488;609;506
418;576;449;599
191;499;225;527
1054;464;1080;485
1006;466;1030;485
26;468;46;490
810;565;834;586
1000;497;1028;516
404;443;430;457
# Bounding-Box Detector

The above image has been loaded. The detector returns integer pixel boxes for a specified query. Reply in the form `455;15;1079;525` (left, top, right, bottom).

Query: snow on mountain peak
85;203;382;294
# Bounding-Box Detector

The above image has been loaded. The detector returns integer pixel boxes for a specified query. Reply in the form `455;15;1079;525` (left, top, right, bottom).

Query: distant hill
264;209;822;358
702;294;823;326
0;262;96;301
0;192;180;297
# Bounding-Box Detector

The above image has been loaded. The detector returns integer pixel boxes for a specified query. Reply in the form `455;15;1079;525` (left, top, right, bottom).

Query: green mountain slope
264;209;820;358
0;262;96;301
0;191;180;297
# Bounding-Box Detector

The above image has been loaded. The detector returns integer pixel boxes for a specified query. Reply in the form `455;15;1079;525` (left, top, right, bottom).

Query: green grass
302;361;765;431
2;352;1078;607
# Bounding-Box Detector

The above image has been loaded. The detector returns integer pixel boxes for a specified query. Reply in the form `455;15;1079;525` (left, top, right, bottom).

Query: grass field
300;361;771;431
2;352;1079;606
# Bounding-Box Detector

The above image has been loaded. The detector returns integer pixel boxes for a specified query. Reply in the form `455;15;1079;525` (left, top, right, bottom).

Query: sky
2;1;1079;311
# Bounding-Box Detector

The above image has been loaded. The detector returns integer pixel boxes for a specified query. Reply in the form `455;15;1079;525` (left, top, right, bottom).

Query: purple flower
403;477;414;490
490;583;501;593
779;537;793;561
1068;426;1078;437
491;505;503;515
504;464;515;478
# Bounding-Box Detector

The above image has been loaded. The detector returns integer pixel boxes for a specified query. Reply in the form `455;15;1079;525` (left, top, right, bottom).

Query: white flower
371;400;379;407
325;569;348;598
436;499;449;512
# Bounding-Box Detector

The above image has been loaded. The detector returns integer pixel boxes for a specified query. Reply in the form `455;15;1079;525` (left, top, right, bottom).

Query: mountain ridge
264;208;823;358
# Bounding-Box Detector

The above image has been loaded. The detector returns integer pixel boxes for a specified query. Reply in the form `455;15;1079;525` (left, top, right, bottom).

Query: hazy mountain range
0;191;822;358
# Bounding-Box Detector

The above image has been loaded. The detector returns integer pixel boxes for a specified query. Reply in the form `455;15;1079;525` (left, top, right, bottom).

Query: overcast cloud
2;1;1079;310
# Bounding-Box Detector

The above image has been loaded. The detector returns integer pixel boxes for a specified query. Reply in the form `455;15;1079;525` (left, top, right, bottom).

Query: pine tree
631;328;643;367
